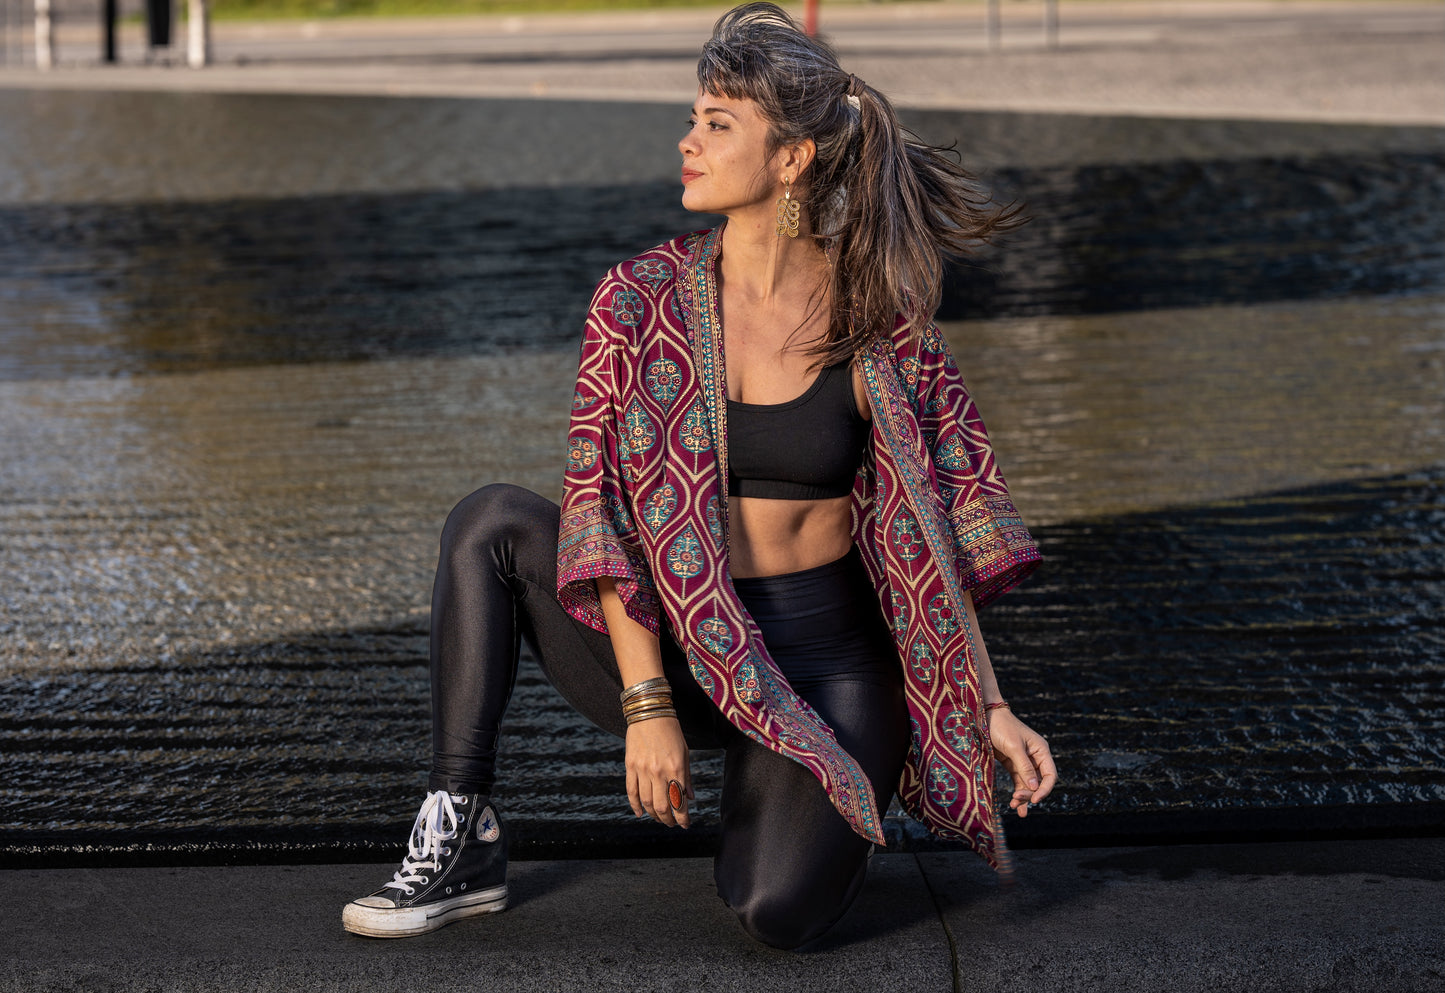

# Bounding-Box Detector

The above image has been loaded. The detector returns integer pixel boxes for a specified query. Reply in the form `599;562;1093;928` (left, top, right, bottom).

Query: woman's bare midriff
727;493;854;579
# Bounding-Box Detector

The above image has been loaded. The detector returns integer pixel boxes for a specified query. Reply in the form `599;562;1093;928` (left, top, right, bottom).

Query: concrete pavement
6;840;1443;992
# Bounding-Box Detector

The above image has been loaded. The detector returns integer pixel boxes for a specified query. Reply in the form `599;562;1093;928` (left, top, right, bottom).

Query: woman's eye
684;117;727;134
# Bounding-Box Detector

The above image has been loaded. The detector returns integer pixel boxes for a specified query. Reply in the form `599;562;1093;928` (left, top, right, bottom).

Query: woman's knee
440;483;553;561
719;848;868;950
729;887;852;950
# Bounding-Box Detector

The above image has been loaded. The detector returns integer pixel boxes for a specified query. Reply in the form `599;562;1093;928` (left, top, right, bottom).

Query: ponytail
698;3;1022;363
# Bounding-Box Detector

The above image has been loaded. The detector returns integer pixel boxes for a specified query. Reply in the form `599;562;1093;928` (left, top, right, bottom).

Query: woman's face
678;91;782;217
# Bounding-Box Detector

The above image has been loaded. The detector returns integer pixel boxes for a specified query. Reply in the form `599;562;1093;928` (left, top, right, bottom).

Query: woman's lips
681;169;703;184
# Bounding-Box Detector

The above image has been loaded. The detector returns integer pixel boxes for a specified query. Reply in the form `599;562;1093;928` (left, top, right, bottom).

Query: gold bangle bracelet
625;704;677;718
620;677;670;704
621;695;674;716
624;707;678;725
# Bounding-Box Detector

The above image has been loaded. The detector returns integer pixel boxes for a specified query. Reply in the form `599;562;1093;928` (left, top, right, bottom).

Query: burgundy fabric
558;227;1041;866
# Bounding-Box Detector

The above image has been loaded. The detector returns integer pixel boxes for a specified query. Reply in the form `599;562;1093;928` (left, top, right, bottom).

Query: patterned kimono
557;227;1040;870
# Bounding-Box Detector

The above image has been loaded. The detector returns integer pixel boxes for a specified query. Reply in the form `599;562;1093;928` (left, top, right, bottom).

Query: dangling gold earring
775;178;800;239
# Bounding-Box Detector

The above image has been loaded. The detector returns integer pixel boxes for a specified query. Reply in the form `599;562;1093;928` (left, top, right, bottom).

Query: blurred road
0;1;1441;123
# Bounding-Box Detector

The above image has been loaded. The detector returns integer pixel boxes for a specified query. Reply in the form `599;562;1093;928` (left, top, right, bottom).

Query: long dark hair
697;2;1021;364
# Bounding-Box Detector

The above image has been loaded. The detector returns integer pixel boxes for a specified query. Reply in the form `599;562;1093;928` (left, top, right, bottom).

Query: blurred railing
0;0;31;65
0;0;208;66
988;0;1059;49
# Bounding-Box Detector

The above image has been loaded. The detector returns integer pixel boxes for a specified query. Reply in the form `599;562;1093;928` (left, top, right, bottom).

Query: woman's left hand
988;707;1057;817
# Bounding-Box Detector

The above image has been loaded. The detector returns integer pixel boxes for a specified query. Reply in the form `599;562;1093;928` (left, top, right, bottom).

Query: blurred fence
0;0;30;65
0;0;176;66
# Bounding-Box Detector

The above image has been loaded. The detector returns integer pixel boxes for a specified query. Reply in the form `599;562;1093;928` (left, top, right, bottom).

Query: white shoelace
383;791;461;895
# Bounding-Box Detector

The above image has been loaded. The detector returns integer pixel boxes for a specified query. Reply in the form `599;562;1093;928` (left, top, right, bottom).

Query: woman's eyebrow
693;105;740;119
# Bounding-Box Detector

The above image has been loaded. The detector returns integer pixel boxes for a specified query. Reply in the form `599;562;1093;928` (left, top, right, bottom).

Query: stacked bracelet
621;677;677;725
984;700;1011;713
620;677;669;704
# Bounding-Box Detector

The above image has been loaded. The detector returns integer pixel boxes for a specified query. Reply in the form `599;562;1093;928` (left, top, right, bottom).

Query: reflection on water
950;294;1445;525
1;89;1442;861
2;150;1443;380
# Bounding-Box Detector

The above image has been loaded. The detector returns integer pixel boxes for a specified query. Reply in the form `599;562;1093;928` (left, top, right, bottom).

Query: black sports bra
726;361;869;500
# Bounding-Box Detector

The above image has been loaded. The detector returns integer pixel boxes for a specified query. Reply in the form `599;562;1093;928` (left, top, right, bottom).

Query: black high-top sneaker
342;791;508;938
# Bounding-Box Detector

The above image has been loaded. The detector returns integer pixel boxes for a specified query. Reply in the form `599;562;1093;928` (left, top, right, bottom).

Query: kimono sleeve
913;321;1042;608
556;286;661;636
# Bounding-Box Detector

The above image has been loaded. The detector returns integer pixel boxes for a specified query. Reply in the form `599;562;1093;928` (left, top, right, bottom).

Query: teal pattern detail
890;590;910;634
695;616;734;655
645;358;683;410
611;288;644;326
678;398;713;454
629;258;673;291
687;652;717;696
898;355;921;402
927;760;960;807
566;436;598;472
624;399;657;456
705;495;723;545
733;661;762;704
890;507;925;561
936;431;970;470
942;710;975;759
928;592;959;637
601;492;632;534
908;637;935;684
950;648;972;687
641;484;676;536
666;526;704;579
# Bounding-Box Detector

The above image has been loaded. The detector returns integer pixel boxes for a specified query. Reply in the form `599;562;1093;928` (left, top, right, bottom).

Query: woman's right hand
625;716;693;828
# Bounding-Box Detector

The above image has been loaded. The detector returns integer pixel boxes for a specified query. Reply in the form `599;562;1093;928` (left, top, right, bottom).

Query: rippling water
2;464;1441;863
1;155;1442;380
0;90;1442;864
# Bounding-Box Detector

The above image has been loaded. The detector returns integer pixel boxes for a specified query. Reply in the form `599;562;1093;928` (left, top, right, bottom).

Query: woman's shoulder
586;230;714;348
596;229;713;299
870;315;937;363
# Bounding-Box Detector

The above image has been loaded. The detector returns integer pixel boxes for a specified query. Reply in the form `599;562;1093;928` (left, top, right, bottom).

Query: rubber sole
342;884;509;938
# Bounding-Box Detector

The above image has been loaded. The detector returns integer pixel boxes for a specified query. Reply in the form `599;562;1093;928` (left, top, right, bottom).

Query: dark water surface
1;89;1443;864
2;153;1442;379
2;466;1440;863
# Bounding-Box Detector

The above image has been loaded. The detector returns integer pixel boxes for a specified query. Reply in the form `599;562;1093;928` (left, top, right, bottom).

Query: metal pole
103;0;116;62
986;0;1001;50
35;0;54;68
1044;0;1059;49
803;0;819;38
186;0;209;67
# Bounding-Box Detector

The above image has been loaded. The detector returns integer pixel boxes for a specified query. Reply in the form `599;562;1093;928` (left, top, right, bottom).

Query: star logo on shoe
476;805;500;844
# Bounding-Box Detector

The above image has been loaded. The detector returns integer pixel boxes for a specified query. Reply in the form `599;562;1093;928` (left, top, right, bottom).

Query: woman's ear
778;138;818;184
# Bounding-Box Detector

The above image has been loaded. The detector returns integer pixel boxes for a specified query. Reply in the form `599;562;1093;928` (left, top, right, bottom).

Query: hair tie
847;73;865;97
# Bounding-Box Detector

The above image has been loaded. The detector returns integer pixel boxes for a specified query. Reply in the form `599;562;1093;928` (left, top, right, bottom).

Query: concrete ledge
3;855;953;993
5;841;1443;992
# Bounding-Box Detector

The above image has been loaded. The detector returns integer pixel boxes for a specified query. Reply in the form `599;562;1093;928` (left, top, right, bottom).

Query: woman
343;2;1056;949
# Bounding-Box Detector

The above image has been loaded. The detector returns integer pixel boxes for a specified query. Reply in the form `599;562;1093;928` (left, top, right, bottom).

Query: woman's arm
962;589;1057;817
597;577;693;829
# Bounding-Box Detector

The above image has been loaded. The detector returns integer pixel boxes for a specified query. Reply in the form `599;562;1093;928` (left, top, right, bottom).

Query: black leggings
429;483;909;949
